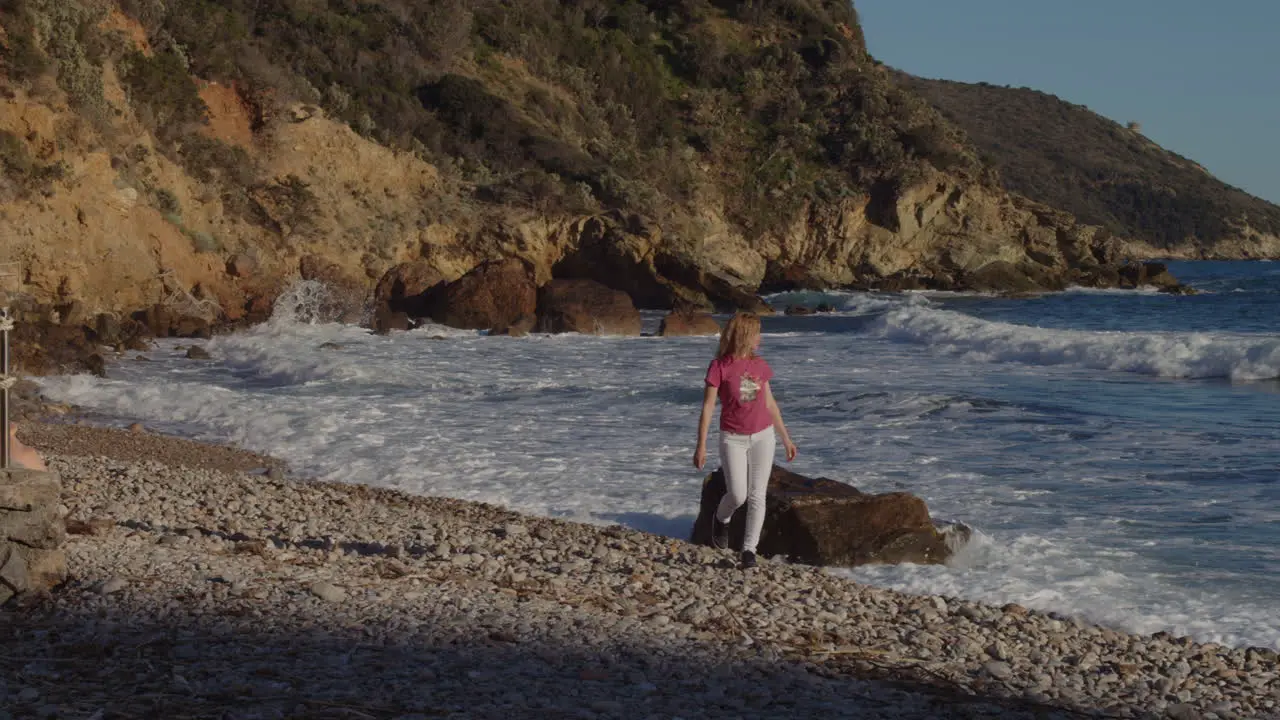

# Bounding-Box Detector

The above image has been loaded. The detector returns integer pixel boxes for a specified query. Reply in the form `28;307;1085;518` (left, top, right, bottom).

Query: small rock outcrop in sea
0;468;67;604
536;278;642;336
691;465;957;566
658;311;720;336
430;259;536;330
1118;261;1195;294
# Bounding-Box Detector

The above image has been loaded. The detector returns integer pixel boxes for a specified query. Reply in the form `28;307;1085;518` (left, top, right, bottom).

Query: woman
693;312;797;569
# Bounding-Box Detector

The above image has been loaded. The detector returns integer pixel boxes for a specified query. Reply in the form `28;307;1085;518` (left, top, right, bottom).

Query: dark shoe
711;517;729;549
740;551;757;569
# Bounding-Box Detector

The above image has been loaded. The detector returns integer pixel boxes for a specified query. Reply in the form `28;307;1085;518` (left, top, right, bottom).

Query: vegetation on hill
896;73;1280;251
2;0;977;238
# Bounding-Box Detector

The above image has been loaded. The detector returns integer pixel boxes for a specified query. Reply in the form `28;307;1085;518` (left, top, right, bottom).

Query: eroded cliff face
0;12;1162;327
0;91;1157;320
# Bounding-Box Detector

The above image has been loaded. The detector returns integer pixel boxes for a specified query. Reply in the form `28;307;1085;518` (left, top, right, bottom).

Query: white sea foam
35;279;1280;651
878;305;1280;381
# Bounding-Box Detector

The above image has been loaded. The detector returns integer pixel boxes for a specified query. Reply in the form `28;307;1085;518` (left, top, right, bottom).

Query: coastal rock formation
489;313;537;338
0;469;67;604
372;262;445;319
0;0;1223;343
658;311;721;337
1117;261;1186;292
536;279;642;336
431;259;536;331
371;308;412;334
691;465;955;567
897;73;1280;260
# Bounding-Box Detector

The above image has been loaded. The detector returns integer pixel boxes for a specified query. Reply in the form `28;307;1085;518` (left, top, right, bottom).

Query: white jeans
715;427;776;554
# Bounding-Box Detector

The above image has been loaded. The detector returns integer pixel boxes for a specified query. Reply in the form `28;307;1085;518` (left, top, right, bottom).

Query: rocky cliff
1;0;1179;340
896;73;1280;260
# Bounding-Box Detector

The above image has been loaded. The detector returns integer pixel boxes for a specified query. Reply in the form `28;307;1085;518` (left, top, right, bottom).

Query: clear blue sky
856;0;1280;204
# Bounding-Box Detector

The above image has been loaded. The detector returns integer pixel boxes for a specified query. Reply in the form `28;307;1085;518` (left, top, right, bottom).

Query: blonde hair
717;312;761;359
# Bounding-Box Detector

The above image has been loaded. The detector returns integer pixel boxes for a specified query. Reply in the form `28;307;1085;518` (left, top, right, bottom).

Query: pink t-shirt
705;355;774;435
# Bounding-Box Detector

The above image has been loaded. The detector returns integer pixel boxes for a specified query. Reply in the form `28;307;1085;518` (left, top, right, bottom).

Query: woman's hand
693;444;707;470
783;439;798;462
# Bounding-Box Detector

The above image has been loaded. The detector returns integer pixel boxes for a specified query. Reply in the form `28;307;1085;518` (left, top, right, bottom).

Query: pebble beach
2;424;1277;719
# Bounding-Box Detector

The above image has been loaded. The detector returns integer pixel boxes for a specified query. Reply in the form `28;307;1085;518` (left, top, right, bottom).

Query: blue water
38;261;1280;649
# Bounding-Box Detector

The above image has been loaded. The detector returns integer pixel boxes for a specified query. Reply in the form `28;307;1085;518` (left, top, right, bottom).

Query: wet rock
965;261;1041;294
373;262;445;319
137;304;175;338
186;346;212;360
11;318;98;376
372;308;412;334
92;313;122;345
432;259;536;331
536;279;641;336
84;353;107;378
691;465;954;566
1117;261;1196;294
244;294;277;324
172;316;213;340
658;311;720;337
489;313;537;337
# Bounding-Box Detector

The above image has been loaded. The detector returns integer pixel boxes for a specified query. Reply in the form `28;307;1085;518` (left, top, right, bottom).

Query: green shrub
90;0;986;237
153;187;182;215
120;50;208;137
0;129;66;198
0;9;51;81
188;230;221;253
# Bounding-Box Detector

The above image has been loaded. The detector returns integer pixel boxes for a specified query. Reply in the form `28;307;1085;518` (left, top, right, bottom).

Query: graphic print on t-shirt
739;373;761;402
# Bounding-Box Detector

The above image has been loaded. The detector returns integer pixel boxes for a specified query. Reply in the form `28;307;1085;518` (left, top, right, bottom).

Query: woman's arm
693;385;717;469
764;383;797;461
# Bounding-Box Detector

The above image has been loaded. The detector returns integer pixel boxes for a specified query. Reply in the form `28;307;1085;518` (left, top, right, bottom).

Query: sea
37;260;1280;650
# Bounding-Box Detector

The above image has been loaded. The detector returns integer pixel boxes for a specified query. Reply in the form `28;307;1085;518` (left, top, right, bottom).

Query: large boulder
1;469;68;605
536;279;642;335
691;465;958;566
373;262;446;319
658;311;720;337
432;259;536;330
1118;261;1191;293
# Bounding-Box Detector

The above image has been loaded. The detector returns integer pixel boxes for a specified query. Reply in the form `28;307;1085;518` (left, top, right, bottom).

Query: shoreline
5;421;1278;718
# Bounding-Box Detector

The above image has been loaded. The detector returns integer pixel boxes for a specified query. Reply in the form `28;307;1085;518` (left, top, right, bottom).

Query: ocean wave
878;306;1280;381
764;290;923;315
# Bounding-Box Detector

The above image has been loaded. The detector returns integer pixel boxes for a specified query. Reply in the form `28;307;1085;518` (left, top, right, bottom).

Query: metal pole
1;306;10;469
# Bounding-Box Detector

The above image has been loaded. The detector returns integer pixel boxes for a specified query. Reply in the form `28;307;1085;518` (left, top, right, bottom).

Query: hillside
896;73;1280;259
1;0;1168;336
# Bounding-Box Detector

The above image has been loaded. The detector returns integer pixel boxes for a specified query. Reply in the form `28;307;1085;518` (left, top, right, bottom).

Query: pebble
97;577;128;595
1;450;1272;720
308;581;346;603
983;661;1014;680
